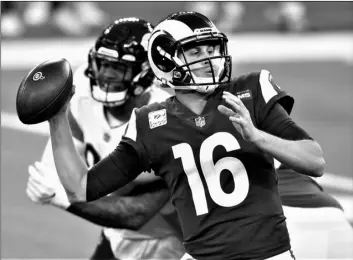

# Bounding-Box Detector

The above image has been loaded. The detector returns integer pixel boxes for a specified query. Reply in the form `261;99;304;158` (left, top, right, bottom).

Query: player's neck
104;100;134;127
175;91;209;115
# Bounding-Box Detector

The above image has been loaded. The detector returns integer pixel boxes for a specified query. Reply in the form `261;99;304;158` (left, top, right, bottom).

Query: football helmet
148;12;232;93
85;17;155;107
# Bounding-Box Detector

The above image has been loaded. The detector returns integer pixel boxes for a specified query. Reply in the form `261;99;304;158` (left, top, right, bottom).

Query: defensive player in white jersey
26;18;184;260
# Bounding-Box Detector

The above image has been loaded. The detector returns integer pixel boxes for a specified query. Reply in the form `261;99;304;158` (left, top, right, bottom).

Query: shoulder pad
134;101;168;131
227;71;260;95
258;70;282;104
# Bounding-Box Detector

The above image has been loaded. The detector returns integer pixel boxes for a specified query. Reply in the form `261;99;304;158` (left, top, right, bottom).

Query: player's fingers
27;187;54;204
28;176;54;197
37;162;61;182
26;182;52;204
26;180;45;201
27;182;55;203
222;92;247;115
218;105;237;118
34;161;52;177
229;116;243;125
26;187;41;203
28;164;46;182
29;175;53;192
223;91;245;107
223;97;243;116
30;163;55;186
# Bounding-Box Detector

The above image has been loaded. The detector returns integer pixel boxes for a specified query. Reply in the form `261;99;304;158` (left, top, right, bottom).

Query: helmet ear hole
151;34;176;73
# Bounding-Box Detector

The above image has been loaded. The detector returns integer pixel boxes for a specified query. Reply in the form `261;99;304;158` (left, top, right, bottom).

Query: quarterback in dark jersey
47;12;325;260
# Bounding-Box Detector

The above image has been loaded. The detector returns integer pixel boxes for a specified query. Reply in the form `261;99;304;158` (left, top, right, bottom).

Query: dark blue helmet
86;17;155;107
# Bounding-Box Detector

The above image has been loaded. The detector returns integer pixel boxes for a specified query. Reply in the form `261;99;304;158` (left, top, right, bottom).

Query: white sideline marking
1;111;352;221
2;33;353;69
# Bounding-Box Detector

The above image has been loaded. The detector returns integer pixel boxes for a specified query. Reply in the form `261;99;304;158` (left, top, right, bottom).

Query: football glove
26;161;71;209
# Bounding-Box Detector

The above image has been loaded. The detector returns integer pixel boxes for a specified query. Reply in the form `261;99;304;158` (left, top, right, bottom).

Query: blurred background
1;1;353;258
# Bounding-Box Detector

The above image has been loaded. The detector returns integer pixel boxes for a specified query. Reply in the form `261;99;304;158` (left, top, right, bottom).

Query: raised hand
218;91;259;142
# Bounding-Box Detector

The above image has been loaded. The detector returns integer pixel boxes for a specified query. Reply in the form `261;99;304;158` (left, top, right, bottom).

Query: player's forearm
253;130;325;177
67;182;170;230
49;115;88;202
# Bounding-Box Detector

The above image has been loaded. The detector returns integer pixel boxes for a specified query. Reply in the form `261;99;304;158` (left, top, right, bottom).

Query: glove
26;161;71;209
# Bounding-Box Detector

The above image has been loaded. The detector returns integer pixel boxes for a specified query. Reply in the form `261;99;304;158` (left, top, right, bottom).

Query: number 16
172;132;249;216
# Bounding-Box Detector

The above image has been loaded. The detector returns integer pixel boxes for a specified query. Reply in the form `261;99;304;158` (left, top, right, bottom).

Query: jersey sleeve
261;103;313;141
120;107;152;172
86;141;145;201
254;70;294;126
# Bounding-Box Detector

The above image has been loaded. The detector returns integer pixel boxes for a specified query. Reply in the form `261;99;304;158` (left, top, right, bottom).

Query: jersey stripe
124;108;138;142
172;12;213;31
259;70;278;103
155;19;194;41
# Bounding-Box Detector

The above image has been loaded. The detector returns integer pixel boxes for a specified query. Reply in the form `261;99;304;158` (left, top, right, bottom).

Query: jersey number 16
172;132;249;216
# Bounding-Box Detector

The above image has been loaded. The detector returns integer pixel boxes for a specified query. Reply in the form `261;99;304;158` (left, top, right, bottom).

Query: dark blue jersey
121;70;294;259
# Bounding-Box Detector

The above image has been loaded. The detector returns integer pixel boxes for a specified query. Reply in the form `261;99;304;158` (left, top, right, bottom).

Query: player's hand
49;84;76;123
26;161;71;209
218;91;260;142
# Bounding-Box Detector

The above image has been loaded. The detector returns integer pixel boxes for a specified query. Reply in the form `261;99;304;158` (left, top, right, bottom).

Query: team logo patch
148;109;167;129
195;116;206;128
236;90;252;100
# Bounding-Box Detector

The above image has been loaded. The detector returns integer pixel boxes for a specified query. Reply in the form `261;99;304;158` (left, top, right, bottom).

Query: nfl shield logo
195;116;206;128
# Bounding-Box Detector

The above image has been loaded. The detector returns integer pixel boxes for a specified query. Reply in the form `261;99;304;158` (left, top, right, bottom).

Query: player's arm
49;102;147;203
27;107;86;208
219;70;324;177
255;102;325;177
28;156;168;230
66;179;170;230
41;109;86;168
219;94;324;177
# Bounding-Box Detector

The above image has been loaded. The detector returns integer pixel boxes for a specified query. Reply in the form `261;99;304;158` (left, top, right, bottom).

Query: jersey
70;65;180;244
122;70;295;259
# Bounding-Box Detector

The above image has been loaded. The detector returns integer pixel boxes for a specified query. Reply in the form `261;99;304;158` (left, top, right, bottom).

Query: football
16;58;73;124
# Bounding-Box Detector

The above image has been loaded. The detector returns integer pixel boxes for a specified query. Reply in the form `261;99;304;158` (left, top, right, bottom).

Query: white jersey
70;64;184;259
71;64;172;160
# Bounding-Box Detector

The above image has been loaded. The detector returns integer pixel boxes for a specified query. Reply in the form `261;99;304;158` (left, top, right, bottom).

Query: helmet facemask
175;39;231;93
89;49;145;107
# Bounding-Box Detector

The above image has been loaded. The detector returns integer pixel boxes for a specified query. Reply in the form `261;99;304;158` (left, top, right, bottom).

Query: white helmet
148;11;232;93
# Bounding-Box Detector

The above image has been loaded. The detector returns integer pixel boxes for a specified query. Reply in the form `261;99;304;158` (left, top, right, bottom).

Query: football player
42;12;326;259
26;18;184;260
